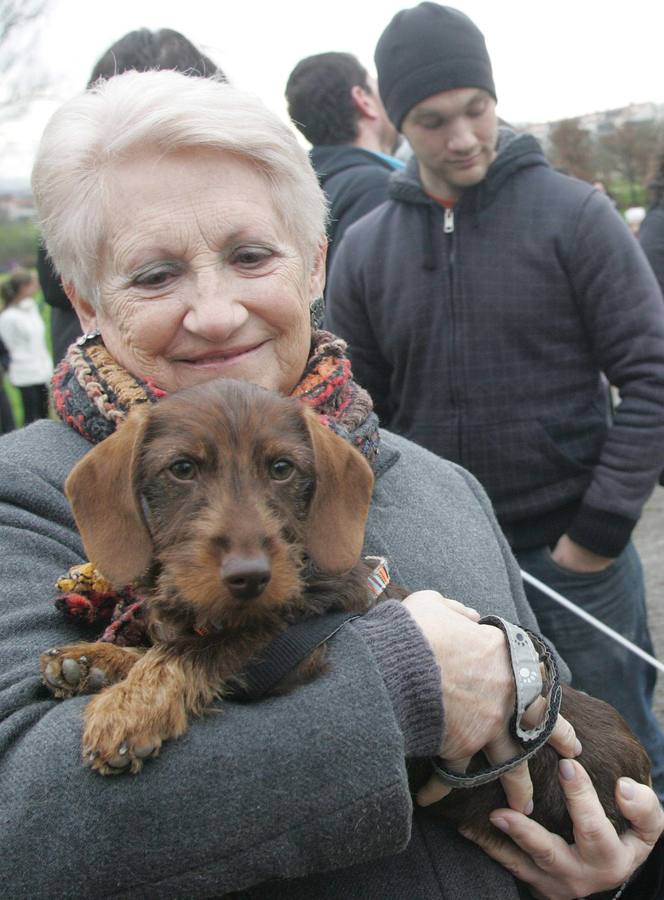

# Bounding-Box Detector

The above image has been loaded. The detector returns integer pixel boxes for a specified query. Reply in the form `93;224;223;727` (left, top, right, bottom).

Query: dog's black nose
221;555;271;600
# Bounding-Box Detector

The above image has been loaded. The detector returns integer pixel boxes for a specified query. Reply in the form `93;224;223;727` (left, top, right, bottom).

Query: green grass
5;381;23;428
608;179;648;212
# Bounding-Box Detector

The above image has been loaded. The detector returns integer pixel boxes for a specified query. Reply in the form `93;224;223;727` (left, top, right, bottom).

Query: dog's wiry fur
41;378;651;851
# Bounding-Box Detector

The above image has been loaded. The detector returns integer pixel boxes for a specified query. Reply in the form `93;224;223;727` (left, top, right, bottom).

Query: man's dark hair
285;52;370;146
88;28;224;87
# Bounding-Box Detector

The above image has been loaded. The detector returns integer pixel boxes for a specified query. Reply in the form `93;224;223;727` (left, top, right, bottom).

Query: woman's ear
64;282;97;333
309;238;327;300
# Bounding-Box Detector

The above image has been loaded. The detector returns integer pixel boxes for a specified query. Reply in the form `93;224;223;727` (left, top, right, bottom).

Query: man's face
401;88;498;199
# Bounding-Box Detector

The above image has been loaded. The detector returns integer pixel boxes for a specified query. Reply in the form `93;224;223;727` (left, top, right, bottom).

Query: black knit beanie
375;3;496;130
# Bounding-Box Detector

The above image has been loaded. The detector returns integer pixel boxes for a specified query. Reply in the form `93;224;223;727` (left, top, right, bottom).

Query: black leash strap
224;611;361;703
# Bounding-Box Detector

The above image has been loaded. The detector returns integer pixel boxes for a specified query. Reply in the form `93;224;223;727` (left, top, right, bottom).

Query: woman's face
71;149;324;395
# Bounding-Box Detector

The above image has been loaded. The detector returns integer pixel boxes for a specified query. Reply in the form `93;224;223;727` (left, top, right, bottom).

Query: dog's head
65;379;375;626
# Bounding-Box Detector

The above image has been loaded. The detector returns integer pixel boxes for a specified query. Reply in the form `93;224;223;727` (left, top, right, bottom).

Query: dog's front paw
40;642;142;699
40;645;110;698
82;683;170;775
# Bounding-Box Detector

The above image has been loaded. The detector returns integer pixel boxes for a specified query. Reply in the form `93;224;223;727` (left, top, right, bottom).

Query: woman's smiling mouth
176;342;269;367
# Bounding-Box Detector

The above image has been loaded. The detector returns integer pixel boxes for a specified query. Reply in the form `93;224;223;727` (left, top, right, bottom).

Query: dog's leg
82;648;216;775
40;642;144;698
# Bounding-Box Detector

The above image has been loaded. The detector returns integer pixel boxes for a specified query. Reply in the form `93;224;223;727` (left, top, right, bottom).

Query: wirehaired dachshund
41;378;650;848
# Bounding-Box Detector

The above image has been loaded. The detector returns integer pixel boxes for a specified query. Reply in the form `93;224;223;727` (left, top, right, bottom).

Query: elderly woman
1;71;662;900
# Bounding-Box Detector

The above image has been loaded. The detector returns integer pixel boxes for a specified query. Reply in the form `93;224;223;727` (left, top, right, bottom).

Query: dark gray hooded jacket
326;131;664;556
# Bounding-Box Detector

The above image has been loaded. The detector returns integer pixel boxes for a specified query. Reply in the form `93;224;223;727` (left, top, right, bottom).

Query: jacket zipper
443;205;461;459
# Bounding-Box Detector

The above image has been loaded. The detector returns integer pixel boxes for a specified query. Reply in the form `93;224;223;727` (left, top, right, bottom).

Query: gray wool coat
0;419;550;899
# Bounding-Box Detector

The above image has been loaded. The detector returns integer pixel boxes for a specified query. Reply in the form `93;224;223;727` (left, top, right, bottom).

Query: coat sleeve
563;191;664;556
0;426;412;899
325;225;394;426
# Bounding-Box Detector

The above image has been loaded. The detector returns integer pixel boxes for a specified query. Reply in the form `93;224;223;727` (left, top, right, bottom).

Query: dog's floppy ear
65;404;152;587
303;408;374;574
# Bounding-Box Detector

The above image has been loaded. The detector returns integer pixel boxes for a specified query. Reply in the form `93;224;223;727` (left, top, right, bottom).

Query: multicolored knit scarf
52;330;380;645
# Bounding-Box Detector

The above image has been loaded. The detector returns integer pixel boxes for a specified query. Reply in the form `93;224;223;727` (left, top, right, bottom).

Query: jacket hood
310;145;394;185
388;129;548;271
389;128;547;208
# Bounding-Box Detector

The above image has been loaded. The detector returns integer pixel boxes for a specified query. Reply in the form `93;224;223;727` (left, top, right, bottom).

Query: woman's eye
232;247;272;269
134;267;178;289
269;458;295;482
168;458;197;481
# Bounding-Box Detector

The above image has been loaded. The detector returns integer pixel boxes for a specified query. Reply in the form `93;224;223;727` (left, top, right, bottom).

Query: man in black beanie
326;4;664;879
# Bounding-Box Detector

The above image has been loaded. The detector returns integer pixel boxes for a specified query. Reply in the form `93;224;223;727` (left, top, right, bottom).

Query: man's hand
460;758;664;899
551;534;614;573
402;592;579;816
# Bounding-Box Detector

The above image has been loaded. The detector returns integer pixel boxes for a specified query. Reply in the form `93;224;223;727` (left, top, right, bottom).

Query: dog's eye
169;458;197;481
269;458;295;481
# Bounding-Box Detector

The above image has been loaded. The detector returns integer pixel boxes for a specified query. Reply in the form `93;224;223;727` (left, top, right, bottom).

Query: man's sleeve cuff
566;505;637;558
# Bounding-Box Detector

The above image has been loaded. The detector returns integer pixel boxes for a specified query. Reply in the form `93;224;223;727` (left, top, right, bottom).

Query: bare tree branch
0;0;51;121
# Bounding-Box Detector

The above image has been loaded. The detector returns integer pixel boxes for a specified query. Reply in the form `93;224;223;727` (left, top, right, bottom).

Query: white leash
520;568;664;675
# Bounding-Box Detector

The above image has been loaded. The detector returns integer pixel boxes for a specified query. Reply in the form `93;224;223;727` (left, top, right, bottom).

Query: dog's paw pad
86;667;108;691
61;658;82;684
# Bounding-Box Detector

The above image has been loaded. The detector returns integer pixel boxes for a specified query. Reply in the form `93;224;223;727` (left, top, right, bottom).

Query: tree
548;118;595;182
599;120;663;205
0;0;50;121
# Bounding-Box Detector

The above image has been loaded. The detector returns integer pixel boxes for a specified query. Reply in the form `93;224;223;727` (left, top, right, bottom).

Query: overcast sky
3;0;664;183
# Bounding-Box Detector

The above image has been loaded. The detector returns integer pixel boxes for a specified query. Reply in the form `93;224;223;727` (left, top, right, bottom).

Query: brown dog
41;378;650;848
41;379;378;774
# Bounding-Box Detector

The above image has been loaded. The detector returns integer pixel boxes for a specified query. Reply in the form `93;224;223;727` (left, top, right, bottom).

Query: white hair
31;69;328;302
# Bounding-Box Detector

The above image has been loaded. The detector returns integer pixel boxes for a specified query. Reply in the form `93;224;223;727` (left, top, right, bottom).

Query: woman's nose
182;274;248;340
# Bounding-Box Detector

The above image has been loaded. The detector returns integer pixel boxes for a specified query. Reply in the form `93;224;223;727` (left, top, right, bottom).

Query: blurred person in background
624;205;646;236
0;269;52;424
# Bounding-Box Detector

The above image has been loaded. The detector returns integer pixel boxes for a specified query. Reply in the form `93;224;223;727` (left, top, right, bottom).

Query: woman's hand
460;758;664;899
402;591;579;815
